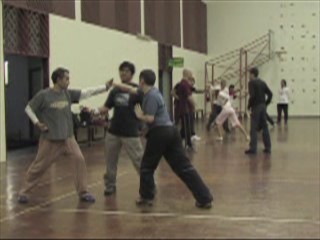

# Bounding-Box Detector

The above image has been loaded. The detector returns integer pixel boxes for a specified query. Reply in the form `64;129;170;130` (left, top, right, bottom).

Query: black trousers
174;104;180;125
140;126;213;204
277;104;288;123
249;104;271;152
190;112;196;136
207;104;229;131
180;113;194;147
266;112;274;126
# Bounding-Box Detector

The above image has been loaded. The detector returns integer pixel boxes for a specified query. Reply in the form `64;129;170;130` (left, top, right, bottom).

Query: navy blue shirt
142;87;172;129
105;82;143;137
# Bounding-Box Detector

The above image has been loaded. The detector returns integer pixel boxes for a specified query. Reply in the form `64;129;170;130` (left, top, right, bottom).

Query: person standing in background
176;73;196;150
245;67;272;155
277;79;290;125
172;69;193;125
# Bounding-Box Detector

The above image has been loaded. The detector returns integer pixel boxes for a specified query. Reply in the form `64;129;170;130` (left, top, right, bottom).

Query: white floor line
2;174;73;200
0;171;128;223
54;208;320;225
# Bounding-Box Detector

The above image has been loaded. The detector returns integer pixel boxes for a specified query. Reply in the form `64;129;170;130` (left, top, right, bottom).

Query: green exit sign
168;57;184;68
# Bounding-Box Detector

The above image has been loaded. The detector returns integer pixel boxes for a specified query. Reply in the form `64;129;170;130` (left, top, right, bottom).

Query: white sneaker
191;135;201;141
216;137;223;141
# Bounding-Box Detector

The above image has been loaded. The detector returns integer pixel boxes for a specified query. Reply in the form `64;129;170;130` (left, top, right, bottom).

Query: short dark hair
249;67;259;77
139;69;156;86
281;79;287;86
119;61;135;75
229;84;235;89
51;67;69;84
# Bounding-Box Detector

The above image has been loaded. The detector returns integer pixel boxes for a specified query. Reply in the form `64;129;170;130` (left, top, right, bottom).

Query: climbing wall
275;1;320;116
207;1;320;116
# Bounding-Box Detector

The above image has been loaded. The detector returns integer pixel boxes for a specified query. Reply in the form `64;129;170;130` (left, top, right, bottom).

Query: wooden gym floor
0;118;319;238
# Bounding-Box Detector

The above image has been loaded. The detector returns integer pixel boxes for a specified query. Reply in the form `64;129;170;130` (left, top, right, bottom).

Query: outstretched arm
79;78;114;101
112;82;139;95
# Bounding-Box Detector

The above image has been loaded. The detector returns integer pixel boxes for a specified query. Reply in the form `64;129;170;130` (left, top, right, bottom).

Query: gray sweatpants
104;132;144;190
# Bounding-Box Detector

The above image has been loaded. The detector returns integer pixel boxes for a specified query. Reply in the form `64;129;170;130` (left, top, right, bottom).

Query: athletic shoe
186;145;196;152
263;149;271;154
191;135;201;141
104;186;116;196
136;197;153;206
17;195;29;204
195;201;212;209
245;149;257;155
79;192;95;203
216;137;223;141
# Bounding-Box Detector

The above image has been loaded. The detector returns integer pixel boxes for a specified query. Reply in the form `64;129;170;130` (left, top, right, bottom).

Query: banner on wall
168;57;184;68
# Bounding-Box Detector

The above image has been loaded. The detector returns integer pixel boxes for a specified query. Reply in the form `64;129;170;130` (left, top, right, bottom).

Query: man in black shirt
245;67;272;154
96;62;144;195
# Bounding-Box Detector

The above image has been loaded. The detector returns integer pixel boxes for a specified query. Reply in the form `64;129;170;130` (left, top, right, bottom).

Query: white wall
49;15;159;113
172;47;209;110
207;1;320;116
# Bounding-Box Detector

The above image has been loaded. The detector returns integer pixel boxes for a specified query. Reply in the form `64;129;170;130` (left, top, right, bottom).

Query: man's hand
105;78;114;90
134;104;144;120
36;122;48;132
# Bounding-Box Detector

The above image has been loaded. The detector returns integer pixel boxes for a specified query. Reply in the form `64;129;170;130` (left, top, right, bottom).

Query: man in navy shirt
95;62;144;196
113;69;213;209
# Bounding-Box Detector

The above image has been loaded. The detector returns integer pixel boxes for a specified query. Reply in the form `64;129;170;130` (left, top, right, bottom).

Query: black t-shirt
105;82;143;137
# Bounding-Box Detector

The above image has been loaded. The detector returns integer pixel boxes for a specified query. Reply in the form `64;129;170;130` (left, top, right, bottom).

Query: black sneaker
104;186;116;196
196;201;212;209
263;149;271;154
245;149;257;155
17;195;29;204
136;197;153;207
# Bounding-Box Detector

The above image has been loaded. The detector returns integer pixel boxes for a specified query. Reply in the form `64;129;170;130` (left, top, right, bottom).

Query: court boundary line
0;171;128;223
53;208;320;225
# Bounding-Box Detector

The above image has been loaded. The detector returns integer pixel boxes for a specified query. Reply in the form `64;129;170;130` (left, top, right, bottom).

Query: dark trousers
174;105;180;125
266;112;274;126
180;113;194;147
249;104;271;152
190;112;196;136
140;126;213;204
207;104;229;131
277;104;288;123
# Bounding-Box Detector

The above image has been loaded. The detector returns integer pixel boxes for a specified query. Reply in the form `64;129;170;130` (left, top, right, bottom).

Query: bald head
221;79;227;89
183;69;193;79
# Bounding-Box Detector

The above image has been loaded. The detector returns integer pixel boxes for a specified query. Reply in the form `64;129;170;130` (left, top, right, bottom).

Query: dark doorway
158;44;173;119
5;56;48;150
